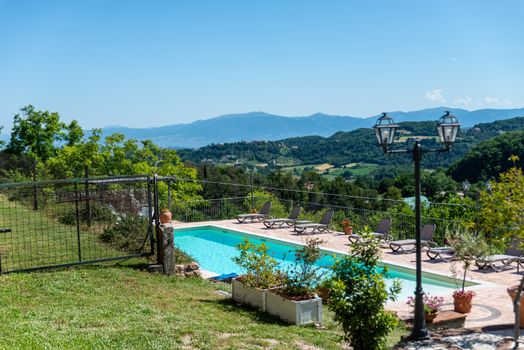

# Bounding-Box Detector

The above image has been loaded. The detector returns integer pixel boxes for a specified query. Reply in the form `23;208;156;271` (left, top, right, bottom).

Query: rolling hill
178;116;524;171
99;107;524;148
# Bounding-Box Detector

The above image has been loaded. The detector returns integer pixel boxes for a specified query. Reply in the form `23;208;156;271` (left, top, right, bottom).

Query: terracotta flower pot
159;211;172;224
424;312;437;323
343;227;353;235
507;285;524;328
453;295;473;313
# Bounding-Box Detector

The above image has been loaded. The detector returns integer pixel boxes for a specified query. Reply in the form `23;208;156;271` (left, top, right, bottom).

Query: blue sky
1;0;523;130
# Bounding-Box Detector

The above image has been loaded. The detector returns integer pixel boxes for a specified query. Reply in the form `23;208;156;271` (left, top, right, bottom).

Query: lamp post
374;111;460;341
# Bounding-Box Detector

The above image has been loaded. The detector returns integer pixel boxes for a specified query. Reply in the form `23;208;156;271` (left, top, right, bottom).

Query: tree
6;105;65;162
422;170;457;199
46;129;103;178
64;120;84;146
448;130;524;182
479;155;524;243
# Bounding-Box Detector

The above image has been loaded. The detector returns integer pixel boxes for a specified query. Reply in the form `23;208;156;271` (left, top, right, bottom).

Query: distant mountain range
179;116;524;172
2;107;524;149
100;107;524;148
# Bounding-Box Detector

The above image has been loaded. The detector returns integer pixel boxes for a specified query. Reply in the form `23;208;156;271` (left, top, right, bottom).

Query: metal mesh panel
0;176;153;273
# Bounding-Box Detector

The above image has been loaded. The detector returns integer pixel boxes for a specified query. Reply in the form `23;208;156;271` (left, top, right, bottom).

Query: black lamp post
374;111;460;341
250;167;257;210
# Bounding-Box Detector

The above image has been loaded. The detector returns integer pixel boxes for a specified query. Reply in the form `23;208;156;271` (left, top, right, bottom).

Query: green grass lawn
0;265;408;349
0;265;345;350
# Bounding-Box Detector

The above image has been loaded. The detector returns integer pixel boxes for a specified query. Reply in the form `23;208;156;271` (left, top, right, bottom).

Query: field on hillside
280;162;378;180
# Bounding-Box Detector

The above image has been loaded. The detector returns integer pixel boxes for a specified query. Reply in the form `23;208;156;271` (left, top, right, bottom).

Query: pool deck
173;219;522;330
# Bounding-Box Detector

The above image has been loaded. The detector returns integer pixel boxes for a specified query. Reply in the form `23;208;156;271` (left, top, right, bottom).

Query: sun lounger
347;218;391;243
236;202;272;223
294;209;334;234
475;242;523;272
263;207;301;228
389;224;436;254
426;246;454;261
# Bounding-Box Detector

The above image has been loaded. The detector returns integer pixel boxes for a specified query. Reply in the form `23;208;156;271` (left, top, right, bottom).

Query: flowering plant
342;218;352;228
452;290;476;300
406;294;444;315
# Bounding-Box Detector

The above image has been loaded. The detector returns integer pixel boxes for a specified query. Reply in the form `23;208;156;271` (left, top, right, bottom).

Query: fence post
167;180;172;211
74;182;82;262
153;174;164;266
32;158;38;211
84;166;91;227
147;175;155;256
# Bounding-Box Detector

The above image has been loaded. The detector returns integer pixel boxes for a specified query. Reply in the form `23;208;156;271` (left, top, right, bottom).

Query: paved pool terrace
172;219;521;330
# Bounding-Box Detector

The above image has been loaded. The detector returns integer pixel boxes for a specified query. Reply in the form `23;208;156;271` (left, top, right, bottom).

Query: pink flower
453;290;476;300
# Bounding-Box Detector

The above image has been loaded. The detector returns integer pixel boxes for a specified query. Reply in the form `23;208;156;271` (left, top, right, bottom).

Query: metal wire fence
0;175;154;273
160;176;477;245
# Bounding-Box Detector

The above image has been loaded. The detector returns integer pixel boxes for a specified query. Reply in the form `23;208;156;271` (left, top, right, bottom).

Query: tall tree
480;155;524;242
6;105;65;162
64;120;84;146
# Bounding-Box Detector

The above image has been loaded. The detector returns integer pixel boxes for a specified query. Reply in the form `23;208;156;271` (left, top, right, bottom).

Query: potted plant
452;290;476;314
342;218;353;235
406;294;444;323
159;207;172;224
265;238;324;325
231;239;281;311
446;229;487;314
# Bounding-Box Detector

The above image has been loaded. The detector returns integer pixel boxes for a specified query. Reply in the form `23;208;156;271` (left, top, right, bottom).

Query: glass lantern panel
380;128;391;144
451;124;459;142
437;125;445;143
387;126;397;144
374;127;382;145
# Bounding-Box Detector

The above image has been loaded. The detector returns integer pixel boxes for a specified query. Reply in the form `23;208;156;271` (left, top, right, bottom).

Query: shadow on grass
5;257;154;276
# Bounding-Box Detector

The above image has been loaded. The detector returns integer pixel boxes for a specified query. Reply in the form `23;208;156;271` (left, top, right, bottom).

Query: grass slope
0;266;347;350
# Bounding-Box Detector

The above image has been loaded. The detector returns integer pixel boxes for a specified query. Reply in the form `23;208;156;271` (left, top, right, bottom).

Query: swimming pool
174;225;465;301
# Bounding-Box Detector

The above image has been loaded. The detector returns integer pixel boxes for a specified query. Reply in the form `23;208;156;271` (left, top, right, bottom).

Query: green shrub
280;238;323;298
232;239;281;289
329;229;401;350
174;247;196;265
58;202;117;225
100;215;148;253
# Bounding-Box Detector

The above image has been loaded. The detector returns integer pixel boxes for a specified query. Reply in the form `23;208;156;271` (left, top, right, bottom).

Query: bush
232;239;281;289
329;229;401;350
59;202;117;225
100;215;148;253
280;238;323;298
174;247;196;265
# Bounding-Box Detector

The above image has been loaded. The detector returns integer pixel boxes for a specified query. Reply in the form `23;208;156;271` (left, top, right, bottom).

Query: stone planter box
265;290;323;326
231;278;266;311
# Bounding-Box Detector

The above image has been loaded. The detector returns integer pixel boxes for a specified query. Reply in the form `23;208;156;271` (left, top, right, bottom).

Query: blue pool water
174;226;459;301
